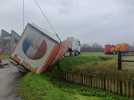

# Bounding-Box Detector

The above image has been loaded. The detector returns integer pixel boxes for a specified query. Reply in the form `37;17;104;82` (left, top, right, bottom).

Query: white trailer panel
11;23;59;73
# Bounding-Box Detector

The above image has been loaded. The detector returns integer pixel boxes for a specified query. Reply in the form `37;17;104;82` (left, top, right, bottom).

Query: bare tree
81;43;103;52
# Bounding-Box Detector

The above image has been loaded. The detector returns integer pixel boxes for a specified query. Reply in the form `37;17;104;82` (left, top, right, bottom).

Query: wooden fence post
118;51;122;70
120;81;123;96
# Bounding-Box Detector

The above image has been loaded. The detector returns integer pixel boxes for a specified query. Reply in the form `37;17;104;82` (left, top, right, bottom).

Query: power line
22;0;25;30
33;0;61;42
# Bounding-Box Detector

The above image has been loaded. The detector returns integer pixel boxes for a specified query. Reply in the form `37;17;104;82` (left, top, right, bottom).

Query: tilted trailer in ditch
11;23;71;73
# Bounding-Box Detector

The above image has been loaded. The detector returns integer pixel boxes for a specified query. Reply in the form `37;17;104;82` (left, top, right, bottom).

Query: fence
118;51;134;70
62;72;134;97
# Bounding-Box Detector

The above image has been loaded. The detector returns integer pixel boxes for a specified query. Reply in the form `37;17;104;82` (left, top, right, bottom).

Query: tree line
81;43;103;52
81;43;134;52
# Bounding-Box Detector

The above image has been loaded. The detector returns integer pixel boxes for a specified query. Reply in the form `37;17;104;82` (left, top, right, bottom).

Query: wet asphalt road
0;61;22;100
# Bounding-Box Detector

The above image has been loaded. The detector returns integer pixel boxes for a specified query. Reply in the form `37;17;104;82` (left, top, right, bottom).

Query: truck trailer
11;23;70;73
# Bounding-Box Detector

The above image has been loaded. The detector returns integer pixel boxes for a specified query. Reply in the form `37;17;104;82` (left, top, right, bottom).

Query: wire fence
118;51;134;70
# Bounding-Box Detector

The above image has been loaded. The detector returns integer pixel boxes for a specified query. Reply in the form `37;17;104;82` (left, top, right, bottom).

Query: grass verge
18;72;134;100
17;52;134;100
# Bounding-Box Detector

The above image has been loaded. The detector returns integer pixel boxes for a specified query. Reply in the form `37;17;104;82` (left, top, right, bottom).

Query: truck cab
67;37;81;56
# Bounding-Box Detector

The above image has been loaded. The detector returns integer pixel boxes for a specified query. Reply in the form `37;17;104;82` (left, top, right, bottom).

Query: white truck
67;37;81;56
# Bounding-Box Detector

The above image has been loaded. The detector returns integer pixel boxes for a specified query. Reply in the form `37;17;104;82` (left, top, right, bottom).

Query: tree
81;43;103;52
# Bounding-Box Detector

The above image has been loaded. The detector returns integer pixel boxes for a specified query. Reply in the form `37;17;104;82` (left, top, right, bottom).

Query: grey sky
0;0;134;45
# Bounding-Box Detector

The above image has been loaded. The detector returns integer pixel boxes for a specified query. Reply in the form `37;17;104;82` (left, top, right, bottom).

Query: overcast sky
0;0;134;45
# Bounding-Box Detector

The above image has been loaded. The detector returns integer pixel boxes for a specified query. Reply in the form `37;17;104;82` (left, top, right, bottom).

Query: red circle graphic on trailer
22;36;47;60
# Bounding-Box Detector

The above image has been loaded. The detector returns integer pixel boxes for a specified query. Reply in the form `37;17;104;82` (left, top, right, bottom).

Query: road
0;61;23;100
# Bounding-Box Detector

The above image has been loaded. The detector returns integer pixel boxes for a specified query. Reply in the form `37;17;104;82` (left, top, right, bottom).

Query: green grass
18;73;101;100
18;52;134;100
0;53;9;59
81;52;110;57
18;73;134;100
53;52;116;72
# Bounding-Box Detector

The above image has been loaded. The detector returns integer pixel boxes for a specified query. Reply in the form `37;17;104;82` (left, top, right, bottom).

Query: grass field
55;52;116;72
18;73;134;100
0;53;9;59
17;52;134;100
